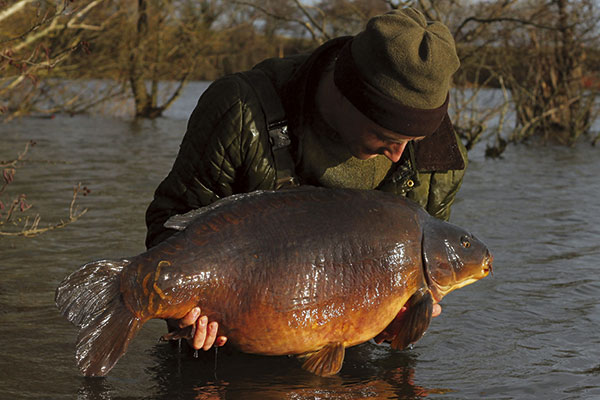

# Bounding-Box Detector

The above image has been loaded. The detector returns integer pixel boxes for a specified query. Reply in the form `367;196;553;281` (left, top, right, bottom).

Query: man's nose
382;141;407;163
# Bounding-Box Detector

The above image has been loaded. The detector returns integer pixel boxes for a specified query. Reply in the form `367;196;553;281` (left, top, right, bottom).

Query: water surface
1;83;599;399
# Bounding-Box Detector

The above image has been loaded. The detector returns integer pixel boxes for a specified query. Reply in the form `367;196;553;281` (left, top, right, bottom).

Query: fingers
432;303;442;318
178;307;201;328
190;317;228;350
215;336;228;347
173;307;229;351
191;316;208;350
203;320;218;351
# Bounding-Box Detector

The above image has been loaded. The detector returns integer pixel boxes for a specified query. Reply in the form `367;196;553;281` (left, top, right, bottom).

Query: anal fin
300;342;345;376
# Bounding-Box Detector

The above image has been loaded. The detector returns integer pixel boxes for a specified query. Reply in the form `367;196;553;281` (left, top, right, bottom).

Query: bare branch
292;0;330;42
0;140;34;168
234;0;325;43
161;60;198;112
510;96;581;141
456;16;560;37
0;0;37;24
0;183;88;237
8;0;111;52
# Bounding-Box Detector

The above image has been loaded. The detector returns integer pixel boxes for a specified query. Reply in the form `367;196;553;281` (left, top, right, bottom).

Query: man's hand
432;303;442;318
167;307;227;350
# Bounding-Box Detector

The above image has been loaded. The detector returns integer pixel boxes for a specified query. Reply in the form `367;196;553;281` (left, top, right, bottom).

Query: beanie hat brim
334;41;449;137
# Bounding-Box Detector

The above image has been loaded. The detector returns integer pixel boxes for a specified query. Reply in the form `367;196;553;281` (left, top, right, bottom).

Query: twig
0;0;37;25
510;96;581;141
0;183;88;237
0;140;34;168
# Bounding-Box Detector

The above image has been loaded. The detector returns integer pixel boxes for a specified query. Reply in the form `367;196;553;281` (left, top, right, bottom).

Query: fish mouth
483;252;494;276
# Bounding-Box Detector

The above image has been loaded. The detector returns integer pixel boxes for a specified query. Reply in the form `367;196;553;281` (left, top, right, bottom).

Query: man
145;8;467;352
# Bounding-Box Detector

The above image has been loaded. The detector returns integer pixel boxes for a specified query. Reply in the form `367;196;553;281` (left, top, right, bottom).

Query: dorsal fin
164;191;271;230
164;187;323;230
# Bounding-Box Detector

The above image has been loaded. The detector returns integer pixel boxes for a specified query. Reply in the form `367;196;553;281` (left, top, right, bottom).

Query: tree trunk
129;0;165;118
130;0;149;117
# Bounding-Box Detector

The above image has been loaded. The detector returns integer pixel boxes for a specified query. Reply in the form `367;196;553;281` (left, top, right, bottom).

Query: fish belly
126;188;426;354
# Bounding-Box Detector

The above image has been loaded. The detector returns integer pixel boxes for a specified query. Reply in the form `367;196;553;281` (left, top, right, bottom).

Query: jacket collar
281;37;350;140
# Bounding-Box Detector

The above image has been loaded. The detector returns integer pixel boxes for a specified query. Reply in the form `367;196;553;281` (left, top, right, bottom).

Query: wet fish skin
55;187;492;377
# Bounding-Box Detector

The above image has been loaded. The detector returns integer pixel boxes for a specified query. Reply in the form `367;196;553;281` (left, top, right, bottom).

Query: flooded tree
127;0;210;118
448;0;599;154
0;1;102;236
126;0;280;118
2;0;598;146
0;0;122;120
479;0;598;150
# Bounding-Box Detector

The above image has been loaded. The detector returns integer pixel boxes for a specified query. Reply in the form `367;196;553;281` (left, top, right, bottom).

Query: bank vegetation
2;0;600;154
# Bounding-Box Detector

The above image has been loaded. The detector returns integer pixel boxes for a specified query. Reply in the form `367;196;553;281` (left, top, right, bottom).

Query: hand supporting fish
166;307;227;350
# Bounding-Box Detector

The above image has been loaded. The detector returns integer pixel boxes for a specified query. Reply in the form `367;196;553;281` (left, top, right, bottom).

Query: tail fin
55;259;143;376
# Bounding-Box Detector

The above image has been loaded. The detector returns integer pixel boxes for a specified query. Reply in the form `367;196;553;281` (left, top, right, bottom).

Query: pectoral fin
300;342;345;376
390;289;433;350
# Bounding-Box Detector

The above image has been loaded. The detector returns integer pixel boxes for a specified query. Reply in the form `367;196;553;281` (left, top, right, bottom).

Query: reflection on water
1;84;599;399
73;342;439;399
142;343;438;400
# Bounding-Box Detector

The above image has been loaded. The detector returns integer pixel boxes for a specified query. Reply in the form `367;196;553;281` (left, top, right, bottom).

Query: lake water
1;82;599;399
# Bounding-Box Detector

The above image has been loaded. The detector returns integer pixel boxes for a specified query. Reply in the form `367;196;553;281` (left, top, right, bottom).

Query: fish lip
484;252;494;276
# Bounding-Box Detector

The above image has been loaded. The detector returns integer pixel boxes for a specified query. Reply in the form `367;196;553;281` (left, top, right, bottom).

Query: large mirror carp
56;187;492;377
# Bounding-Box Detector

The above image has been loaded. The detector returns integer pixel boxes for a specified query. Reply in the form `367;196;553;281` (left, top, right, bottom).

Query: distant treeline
62;26;600;88
67;32;317;82
2;0;599;150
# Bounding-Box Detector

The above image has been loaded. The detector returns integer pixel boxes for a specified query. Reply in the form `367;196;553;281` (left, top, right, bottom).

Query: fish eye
460;236;471;248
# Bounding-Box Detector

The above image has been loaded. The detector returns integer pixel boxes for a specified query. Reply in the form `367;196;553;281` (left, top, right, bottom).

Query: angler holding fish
56;8;492;376
144;7;467;352
56;187;492;376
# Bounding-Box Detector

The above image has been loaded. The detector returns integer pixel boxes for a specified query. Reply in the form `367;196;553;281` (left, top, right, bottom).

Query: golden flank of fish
55;187;492;377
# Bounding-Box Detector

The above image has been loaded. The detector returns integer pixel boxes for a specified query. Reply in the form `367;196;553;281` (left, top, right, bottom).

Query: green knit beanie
334;8;460;136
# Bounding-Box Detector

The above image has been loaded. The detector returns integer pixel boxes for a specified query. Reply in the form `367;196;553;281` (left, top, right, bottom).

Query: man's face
334;94;425;163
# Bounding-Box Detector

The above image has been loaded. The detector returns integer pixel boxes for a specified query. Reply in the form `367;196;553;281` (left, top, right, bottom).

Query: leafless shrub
0;141;88;237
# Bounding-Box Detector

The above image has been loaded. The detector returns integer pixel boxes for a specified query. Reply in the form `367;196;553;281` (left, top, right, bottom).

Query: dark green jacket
145;38;467;249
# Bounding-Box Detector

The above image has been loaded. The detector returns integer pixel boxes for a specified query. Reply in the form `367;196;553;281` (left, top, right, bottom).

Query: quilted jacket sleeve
145;75;277;248
406;131;468;221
